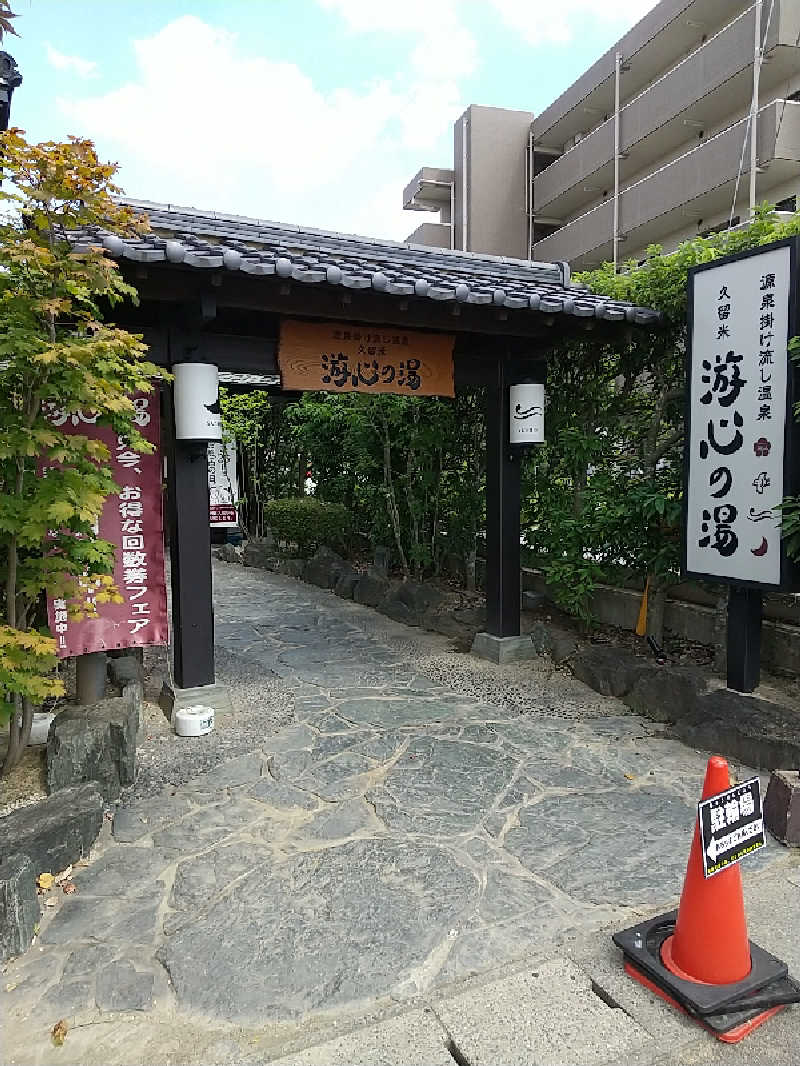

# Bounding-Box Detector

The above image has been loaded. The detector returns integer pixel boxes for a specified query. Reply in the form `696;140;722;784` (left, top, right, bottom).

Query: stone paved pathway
1;564;780;1065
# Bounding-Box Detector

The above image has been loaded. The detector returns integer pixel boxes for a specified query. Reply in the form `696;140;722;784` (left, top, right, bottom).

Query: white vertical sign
509;383;545;444
208;440;239;528
174;363;223;441
686;246;791;585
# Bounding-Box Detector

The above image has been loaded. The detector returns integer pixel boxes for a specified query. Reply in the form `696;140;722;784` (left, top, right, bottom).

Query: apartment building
402;0;800;270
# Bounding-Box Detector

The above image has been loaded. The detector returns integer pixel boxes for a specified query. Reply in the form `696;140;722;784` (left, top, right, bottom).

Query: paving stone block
764;769;800;845
0;783;103;878
38;977;94;1016
96;960;155;1012
270;1008;453;1065
0;853;39;963
40;894;161;946
434;958;652;1066
47;697;137;800
471;632;538;664
63;945;116;978
334;567;360;599
353;571;389;608
113;795;193;842
304;547;345;589
71;847;168;896
570;646;650;698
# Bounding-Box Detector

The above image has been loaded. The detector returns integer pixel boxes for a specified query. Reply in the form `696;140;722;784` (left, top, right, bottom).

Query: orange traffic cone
660;755;751;985
612;754;799;1043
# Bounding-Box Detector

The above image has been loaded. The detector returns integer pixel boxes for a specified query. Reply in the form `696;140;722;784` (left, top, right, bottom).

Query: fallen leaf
53;866;72;884
37;873;54;891
62;882;76;895
51;1019;68;1046
43;896;58;908
624;773;636;780
5;981;17;992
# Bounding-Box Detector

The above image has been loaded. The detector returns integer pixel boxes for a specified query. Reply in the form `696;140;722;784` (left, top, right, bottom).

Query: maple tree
0;128;161;775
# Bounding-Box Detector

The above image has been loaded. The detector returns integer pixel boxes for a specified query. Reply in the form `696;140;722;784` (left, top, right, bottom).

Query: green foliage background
223;205;800;620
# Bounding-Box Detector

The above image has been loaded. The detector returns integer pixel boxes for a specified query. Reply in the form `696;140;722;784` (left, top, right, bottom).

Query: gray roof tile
74;200;660;326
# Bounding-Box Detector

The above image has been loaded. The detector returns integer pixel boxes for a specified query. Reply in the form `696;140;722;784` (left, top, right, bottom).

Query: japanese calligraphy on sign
209;440;239;528
685;243;793;586
44;393;168;657
698;777;765;878
278;319;455;397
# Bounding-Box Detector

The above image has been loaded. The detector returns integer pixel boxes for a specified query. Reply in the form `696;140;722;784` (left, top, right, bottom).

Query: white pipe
461;115;469;251
613;51;622;273
449;180;454;251
749;0;763;218
527;128;533;260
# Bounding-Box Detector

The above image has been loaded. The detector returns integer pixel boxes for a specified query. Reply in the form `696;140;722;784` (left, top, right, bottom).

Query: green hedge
263;497;350;557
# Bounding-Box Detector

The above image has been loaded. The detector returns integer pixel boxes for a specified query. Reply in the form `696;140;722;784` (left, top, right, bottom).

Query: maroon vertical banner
45;393;168;658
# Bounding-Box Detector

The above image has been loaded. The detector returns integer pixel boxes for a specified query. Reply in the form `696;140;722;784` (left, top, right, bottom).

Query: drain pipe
614;51;627;272
461;114;469;251
749;0;763;218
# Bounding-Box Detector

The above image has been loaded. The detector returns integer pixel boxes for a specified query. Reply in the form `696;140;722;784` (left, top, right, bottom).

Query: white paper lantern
509;383;545;445
173;363;222;442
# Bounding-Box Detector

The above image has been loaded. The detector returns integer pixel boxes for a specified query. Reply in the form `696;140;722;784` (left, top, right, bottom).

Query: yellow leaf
37;872;54;891
47;501;74;523
51;1019;68;1047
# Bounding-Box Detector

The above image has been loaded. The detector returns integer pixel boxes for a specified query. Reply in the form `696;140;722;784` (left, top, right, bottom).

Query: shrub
263;498;350;557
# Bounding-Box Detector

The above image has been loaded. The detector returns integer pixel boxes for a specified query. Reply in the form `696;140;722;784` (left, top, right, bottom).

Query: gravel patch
121;644;295;803
319;588;628;721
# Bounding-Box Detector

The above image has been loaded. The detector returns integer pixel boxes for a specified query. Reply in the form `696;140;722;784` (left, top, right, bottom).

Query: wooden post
727;586;762;693
165;387;215;689
485;357;521;638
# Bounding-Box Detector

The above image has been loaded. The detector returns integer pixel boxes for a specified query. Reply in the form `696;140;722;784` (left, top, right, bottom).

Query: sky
7;0;659;240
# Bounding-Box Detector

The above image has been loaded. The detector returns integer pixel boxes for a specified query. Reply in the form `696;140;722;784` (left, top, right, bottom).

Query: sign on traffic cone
612;755;800;1043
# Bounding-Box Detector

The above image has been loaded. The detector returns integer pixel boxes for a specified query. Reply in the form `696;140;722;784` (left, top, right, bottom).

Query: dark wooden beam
122;263;587;342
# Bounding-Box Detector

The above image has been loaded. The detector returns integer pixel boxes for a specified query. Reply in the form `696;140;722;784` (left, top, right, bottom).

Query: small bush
263;498;350;557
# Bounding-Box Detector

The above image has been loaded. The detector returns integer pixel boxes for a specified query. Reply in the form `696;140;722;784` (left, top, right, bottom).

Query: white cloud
489;0;660;46
45;43;97;78
318;0;477;81
57;14;465;240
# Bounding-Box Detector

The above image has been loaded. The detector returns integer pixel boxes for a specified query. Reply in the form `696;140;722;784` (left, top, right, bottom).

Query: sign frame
682;236;800;592
698;776;766;879
277;318;455;398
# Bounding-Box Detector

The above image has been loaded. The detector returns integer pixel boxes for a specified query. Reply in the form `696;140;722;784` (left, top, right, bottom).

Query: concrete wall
521;569;800;674
535;100;800;266
406;221;452;248
534;0;752;146
454;104;532;259
534;6;776;217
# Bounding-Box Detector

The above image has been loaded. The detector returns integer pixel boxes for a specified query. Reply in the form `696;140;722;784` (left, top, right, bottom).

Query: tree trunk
381;427;409;578
465;544;477;592
1;696;34;778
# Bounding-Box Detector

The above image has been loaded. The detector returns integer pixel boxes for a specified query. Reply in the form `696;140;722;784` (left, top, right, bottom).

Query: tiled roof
74;199;660;326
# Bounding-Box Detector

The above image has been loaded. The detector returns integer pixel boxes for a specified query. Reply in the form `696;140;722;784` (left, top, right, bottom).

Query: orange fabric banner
278;319;455;397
